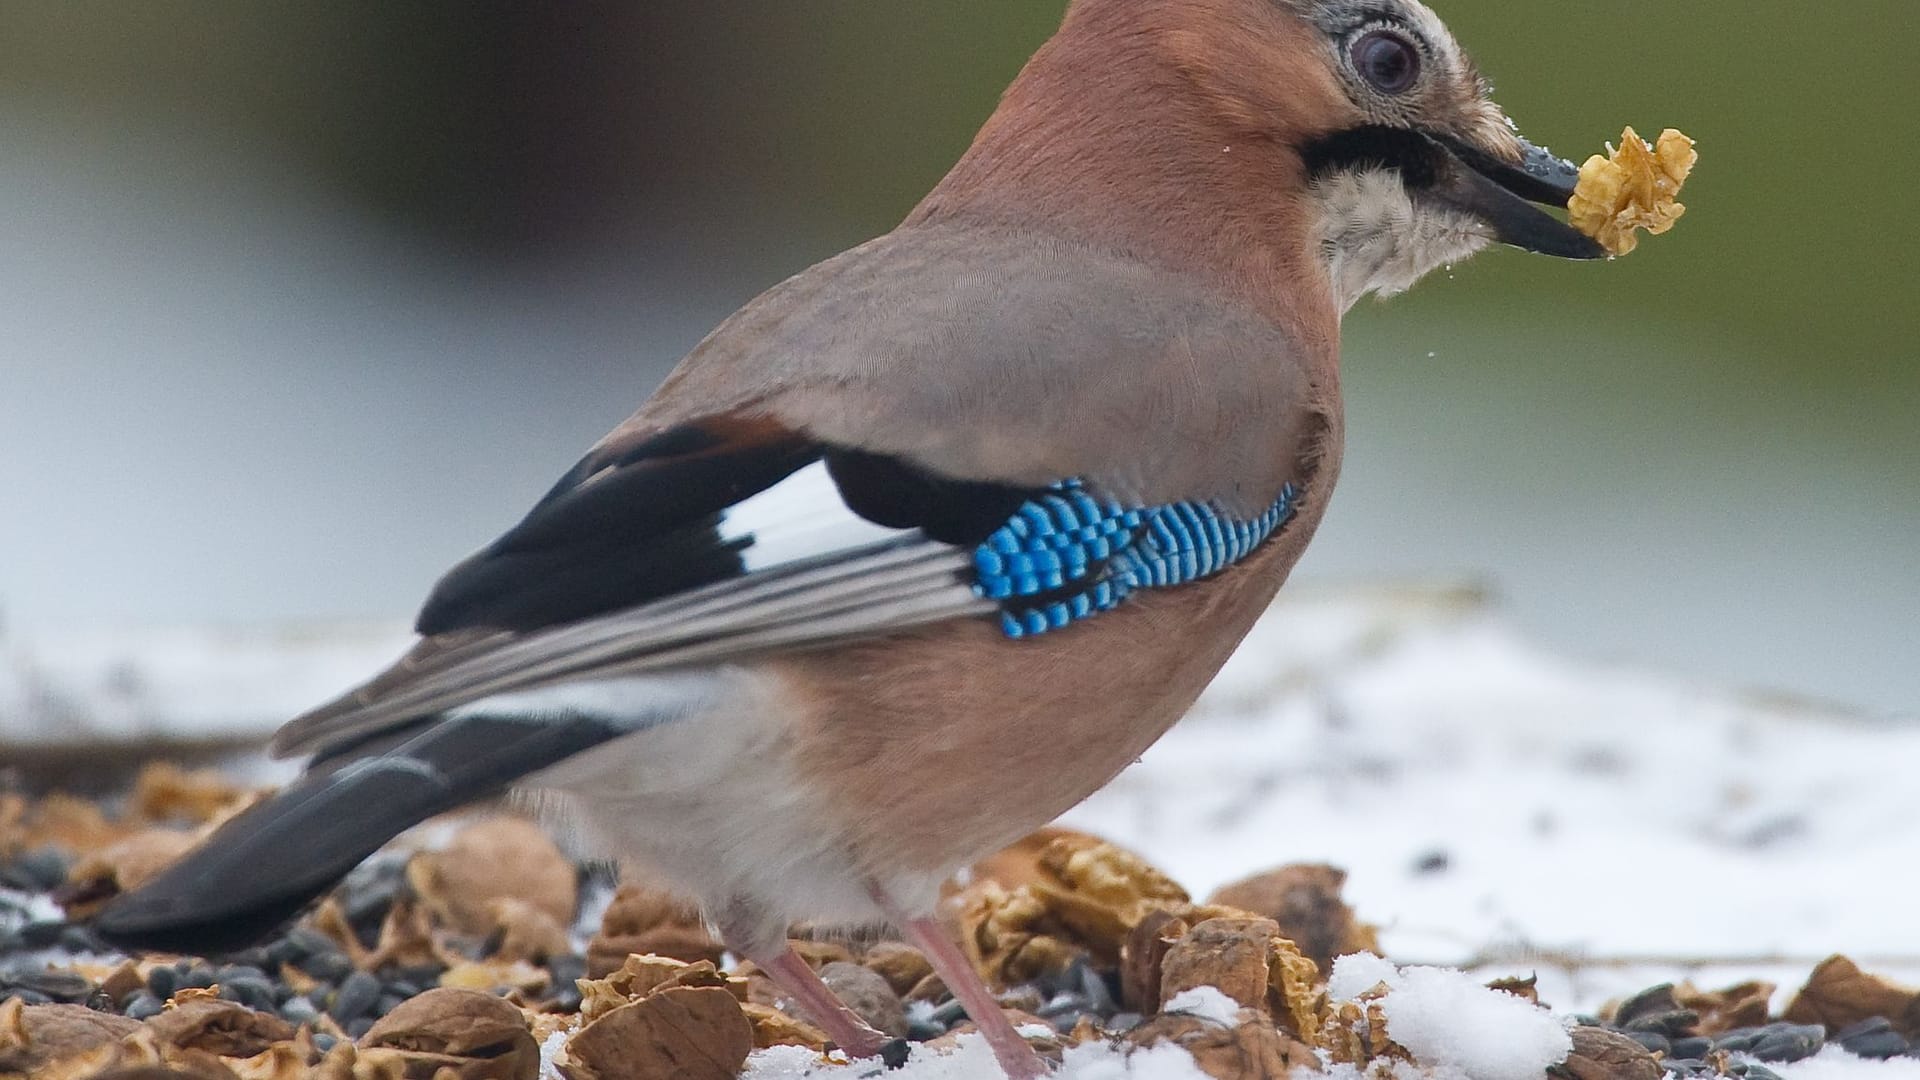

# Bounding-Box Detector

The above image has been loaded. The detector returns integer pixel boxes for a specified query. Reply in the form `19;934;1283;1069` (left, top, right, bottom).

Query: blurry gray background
1;4;1913;714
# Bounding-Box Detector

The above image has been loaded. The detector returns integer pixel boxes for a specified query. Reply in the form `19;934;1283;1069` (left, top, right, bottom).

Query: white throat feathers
1312;167;1493;311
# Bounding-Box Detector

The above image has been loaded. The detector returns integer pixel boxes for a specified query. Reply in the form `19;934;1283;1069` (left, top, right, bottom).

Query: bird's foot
882;909;1055;1079
744;944;906;1065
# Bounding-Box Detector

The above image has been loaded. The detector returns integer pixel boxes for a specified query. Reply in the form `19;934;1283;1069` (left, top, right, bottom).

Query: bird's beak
1430;135;1607;260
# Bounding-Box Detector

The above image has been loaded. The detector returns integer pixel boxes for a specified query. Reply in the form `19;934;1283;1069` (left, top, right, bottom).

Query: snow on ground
1;619;410;748
1062;585;1920;1011
1326;954;1572;1080
741;1038;1213;1080
1775;1048;1920;1080
9;583;1920;1075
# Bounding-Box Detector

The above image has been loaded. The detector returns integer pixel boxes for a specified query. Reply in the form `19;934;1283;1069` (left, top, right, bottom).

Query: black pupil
1354;32;1417;93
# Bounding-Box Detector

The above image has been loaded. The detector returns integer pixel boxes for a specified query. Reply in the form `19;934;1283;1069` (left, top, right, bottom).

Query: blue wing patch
971;481;1300;638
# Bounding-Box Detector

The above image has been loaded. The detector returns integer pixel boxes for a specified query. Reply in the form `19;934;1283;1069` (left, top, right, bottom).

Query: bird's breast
769;474;1337;880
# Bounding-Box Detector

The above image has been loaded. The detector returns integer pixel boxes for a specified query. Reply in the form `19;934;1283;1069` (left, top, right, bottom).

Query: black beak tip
1436;134;1606;261
1529;225;1609;261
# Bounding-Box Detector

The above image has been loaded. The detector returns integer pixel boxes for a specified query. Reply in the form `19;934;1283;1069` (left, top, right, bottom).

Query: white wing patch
275;465;991;757
447;671;730;728
722;460;910;571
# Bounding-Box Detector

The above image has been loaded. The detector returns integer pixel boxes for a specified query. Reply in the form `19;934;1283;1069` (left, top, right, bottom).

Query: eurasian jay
97;0;1607;1075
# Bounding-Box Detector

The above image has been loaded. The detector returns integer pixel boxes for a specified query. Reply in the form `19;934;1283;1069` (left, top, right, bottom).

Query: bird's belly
770;530;1319;883
505;513;1320;934
512;670;896;934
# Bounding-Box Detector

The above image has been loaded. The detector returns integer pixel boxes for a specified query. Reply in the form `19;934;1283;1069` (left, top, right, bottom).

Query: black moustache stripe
1301;125;1443;189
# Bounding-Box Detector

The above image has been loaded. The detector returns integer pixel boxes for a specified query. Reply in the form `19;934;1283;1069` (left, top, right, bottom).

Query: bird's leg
715;898;905;1064
736;942;906;1065
871;891;1052;1079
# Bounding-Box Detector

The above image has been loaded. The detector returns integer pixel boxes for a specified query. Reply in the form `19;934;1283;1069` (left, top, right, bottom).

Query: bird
96;1;1606;1076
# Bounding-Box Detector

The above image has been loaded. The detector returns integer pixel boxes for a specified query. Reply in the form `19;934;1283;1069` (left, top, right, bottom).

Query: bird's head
1271;0;1606;305
923;0;1603;317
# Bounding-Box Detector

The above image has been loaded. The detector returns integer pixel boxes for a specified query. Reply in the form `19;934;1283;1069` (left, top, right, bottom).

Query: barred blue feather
971;481;1300;638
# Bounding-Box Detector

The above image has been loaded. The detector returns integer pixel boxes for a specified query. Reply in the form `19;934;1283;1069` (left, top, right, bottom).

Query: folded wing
272;419;1036;759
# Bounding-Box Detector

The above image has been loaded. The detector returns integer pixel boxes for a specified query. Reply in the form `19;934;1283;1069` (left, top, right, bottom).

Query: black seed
1743;1065;1784;1080
930;998;968;1027
124;991;165;1020
346;1016;375;1040
262;939;300;969
217;964;268;985
297;950;353;983
1038;991;1090;1022
1747;1024;1825;1062
331;970;382;1022
1083;966;1119;1017
2;967;93;1002
905;1018;945;1042
233;946;275;968
2;989;53;1006
220;976;279;1014
180;964;219;990
1837;1018;1895;1039
1;849;71;891
1668;1037;1712;1058
384;980;422;1000
1626;1009;1700;1037
312;1032;338;1053
279;996;320;1026
284;927;339;961
85;990;116;1012
60;925;106;953
1107;1012;1144;1033
391;963;447;988
1615;983;1683;1027
19;921;66;948
146;966;179;999
547;954;586;988
879;1038;911;1069
376;992;406;1016
1625;1031;1669;1054
1844;1031;1910;1059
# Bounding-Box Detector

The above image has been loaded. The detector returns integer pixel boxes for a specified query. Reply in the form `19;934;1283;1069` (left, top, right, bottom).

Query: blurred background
0;1;1913;717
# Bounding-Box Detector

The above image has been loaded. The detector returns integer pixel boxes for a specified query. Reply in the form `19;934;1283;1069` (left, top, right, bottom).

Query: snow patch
1775;1047;1920;1080
742;1032;1213;1079
1327;954;1572;1080
537;1029;569;1080
1327;953;1401;1001
1162;985;1244;1026
1058;1040;1215;1080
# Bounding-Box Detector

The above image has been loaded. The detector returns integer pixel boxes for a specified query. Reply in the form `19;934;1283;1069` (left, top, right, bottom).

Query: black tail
92;710;623;955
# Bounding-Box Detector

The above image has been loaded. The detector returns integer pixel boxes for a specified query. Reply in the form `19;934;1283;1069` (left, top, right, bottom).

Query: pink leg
875;899;1051;1079
744;944;904;1064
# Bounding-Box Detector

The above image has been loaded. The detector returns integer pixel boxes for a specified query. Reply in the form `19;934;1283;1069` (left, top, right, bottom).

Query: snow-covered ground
1;619;410;751
1063;585;1920;1013
7;584;1919;1076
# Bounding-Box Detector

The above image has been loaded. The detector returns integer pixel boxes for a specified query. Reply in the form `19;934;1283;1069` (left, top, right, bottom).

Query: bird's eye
1351;30;1420;94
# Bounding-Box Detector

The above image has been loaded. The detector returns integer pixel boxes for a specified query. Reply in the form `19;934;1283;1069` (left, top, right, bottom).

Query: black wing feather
93;710;626;954
416;417;821;636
